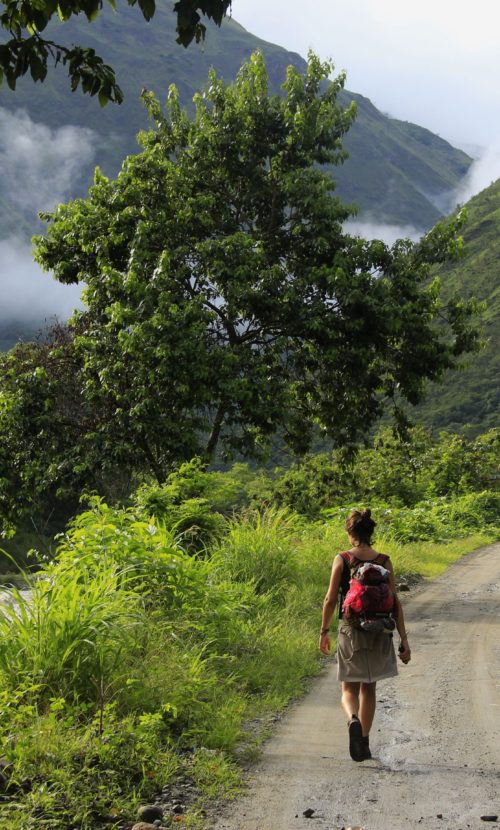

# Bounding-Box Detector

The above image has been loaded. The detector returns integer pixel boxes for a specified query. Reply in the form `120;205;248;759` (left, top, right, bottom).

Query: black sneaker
348;716;364;762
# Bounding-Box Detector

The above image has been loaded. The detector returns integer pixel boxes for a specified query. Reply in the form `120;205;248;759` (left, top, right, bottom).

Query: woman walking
319;509;411;761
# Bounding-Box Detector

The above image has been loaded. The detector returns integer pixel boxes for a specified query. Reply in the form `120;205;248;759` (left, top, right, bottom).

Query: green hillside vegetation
1;3;470;236
0;319;43;353
334;92;469;226
412;178;500;433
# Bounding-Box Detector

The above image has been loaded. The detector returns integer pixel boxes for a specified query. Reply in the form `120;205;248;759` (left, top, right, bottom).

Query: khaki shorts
337;621;398;683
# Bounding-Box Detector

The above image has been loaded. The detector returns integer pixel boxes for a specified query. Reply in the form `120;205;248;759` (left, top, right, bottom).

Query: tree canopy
30;52;480;492
0;0;232;103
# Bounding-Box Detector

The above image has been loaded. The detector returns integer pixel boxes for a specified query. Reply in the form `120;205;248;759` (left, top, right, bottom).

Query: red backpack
339;552;395;632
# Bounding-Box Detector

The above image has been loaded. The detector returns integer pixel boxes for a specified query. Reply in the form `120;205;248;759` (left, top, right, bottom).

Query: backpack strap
349;552;390;568
340;551;360;569
338;552;352;619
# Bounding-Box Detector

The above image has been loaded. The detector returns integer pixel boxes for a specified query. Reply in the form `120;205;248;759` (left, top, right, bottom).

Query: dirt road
213;542;500;830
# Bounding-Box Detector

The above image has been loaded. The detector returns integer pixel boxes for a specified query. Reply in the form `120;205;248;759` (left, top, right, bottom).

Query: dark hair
345;508;376;545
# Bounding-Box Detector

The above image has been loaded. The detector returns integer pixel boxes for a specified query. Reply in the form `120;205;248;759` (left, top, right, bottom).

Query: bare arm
319;554;344;655
386;558;411;664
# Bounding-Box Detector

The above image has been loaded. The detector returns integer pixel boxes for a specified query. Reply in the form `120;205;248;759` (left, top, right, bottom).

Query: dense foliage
0;338;497;543
29;53;480;501
0;324;133;539
271;426;500;516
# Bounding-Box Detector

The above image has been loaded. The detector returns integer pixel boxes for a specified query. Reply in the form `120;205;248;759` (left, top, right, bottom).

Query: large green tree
32;52;479;486
0;0;231;102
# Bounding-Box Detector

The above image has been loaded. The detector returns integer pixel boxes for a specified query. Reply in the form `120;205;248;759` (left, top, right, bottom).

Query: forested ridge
0;3;470;239
412;178;500;433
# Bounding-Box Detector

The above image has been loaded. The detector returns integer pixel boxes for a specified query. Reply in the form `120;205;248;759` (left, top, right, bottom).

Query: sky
234;0;500;152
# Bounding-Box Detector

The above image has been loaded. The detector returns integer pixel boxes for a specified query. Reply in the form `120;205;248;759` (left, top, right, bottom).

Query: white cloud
454;140;500;205
0;107;95;215
0;237;83;326
344;219;421;247
0;109;92;333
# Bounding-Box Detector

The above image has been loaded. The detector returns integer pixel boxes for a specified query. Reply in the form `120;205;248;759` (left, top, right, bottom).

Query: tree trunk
205;401;226;460
138;436;164;484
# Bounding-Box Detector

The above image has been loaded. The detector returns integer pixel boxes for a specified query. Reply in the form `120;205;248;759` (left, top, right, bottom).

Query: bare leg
341;681;360;721
359;681;376;736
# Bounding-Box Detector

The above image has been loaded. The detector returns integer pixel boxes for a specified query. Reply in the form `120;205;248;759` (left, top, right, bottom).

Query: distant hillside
412;178;500;433
0;3;470;236
0;319;42;352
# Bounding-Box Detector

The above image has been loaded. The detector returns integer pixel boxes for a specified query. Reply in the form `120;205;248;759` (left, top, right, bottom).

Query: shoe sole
348;719;365;762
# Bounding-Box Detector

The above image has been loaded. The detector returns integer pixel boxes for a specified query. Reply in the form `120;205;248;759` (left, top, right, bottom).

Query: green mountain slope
412;178;500;432
0;4;470;235
333;92;470;226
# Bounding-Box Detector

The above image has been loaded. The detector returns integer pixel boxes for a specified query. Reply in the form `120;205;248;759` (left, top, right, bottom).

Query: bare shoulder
332;552;346;569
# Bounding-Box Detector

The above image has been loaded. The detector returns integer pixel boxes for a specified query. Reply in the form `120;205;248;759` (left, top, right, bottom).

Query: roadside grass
378;531;498;579
0;497;497;828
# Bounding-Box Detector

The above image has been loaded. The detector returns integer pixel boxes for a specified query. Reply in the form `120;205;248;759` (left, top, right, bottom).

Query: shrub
135;460;226;552
57;497;213;606
270;454;351;516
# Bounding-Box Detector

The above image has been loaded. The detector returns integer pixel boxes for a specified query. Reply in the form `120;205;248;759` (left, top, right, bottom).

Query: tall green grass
0;558;141;704
212;507;300;594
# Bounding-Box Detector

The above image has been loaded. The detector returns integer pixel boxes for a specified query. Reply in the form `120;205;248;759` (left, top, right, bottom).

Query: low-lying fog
1;107;499;348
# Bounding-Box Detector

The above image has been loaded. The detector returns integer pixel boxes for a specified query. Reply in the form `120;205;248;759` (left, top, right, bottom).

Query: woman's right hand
398;639;411;664
319;633;331;655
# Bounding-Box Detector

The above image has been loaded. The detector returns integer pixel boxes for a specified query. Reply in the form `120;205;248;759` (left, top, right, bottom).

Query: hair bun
345;508;376;542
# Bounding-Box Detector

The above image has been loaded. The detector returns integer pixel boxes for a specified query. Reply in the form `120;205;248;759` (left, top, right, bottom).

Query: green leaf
138;0;156;21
